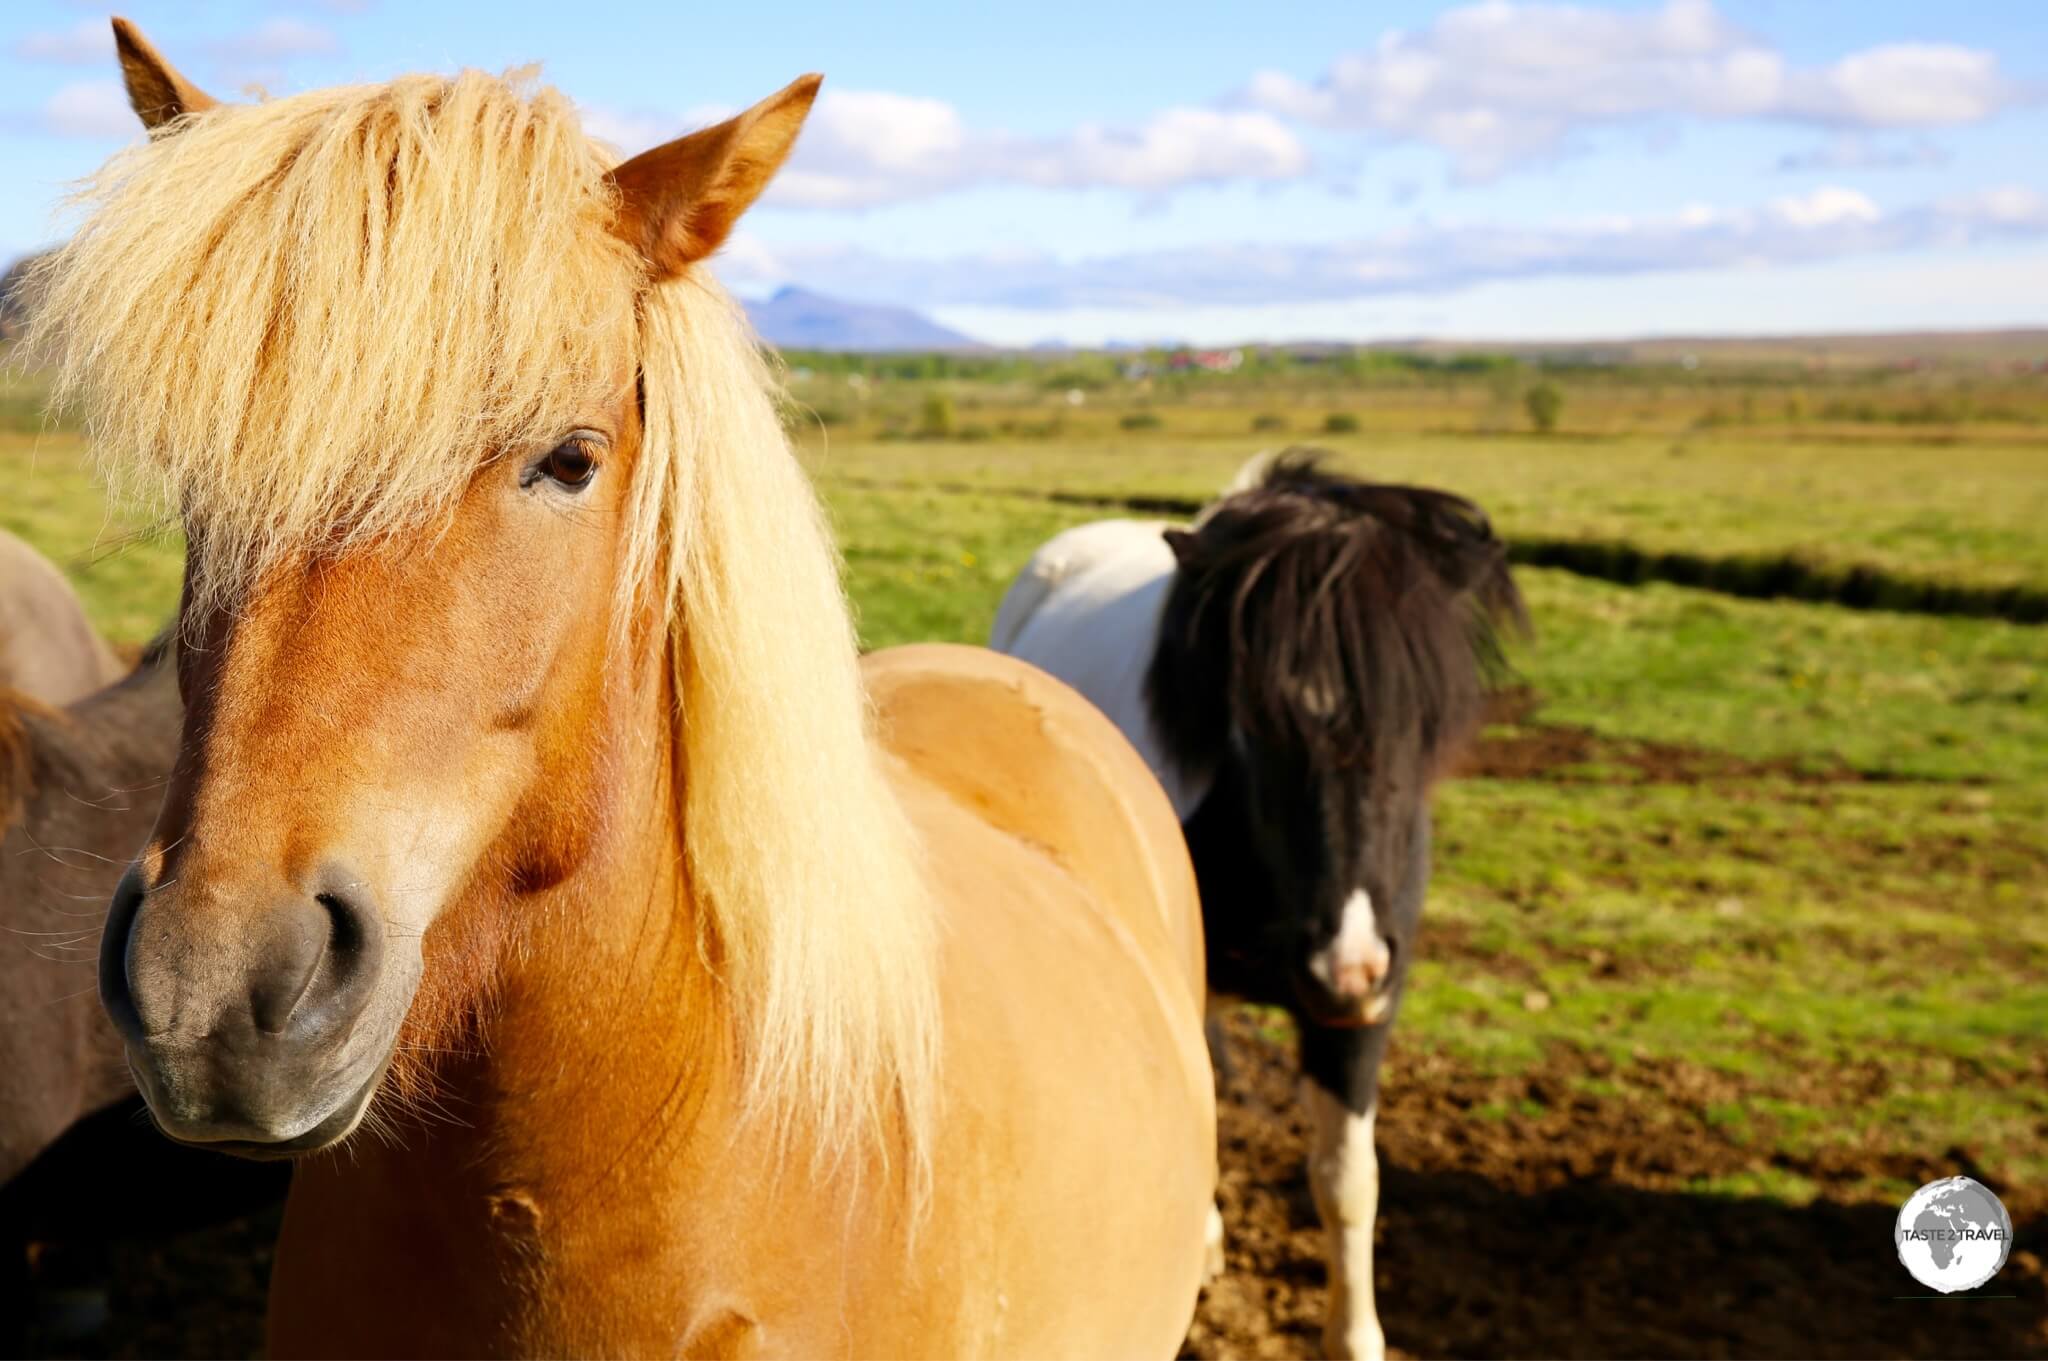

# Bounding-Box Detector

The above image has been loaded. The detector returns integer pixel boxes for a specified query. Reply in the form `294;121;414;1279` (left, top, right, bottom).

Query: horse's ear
1163;528;1199;566
111;18;217;131
606;75;821;281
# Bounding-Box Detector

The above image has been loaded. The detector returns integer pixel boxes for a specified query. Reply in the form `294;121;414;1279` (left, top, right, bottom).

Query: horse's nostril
317;891;366;956
249;884;382;1039
99;864;149;1040
279;871;386;1042
250;896;332;1036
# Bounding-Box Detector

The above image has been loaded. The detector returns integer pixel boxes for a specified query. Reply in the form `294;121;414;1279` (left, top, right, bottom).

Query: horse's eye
534;437;599;491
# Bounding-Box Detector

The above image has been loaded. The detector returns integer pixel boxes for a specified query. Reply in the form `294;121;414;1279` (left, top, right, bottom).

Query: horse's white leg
1306;1081;1383;1361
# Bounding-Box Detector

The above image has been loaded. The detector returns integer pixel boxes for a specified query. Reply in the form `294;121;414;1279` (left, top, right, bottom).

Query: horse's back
863;643;1214;1356
866;642;1203;1000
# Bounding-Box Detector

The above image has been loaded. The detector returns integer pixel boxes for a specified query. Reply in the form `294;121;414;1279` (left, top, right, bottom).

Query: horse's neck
275;650;810;1353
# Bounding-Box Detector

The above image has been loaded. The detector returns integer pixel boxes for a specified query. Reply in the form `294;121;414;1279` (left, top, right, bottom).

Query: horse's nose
1317;931;1392;1003
1307;888;1394;1006
101;862;384;1050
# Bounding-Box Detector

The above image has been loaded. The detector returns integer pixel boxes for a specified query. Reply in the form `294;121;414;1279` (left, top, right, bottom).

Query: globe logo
1895;1176;2012;1294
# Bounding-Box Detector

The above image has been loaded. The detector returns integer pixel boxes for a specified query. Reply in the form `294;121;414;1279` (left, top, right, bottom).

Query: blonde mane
27;70;938;1170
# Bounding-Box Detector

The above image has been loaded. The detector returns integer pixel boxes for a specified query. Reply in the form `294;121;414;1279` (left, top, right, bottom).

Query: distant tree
1120;411;1163;431
1524;382;1563;434
1251;412;1289;433
918;392;955;439
1322;412;1361;434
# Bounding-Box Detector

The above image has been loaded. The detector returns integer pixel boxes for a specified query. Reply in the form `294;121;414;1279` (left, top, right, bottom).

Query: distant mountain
744;286;981;352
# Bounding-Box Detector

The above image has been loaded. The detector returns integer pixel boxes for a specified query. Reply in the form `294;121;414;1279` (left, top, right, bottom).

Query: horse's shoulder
863;643;1203;991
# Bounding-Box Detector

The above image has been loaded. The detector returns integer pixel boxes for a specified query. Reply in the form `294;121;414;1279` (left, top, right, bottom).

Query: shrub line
824;475;2048;625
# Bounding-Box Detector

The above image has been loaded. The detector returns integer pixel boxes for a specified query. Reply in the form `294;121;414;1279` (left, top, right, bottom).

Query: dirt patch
1449;687;1909;787
1184;1012;2048;1360
1458;685;2014;789
1456;722;1926;786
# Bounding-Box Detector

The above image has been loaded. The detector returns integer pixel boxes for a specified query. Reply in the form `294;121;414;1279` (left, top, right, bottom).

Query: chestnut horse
35;21;1214;1357
0;528;123;705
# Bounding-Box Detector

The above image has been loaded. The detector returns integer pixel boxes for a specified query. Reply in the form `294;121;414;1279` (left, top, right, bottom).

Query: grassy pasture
804;427;2048;594
4;348;2046;1341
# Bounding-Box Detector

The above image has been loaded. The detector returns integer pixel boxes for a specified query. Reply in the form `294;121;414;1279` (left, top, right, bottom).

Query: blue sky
4;1;2046;344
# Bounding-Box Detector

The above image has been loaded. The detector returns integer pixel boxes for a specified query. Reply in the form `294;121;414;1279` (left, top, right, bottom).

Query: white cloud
581;89;1309;207
577;105;679;156
1943;187;2048;227
1767;186;1880;228
719;185;2048;310
1244;0;2023;181
1795;44;2006;128
41;79;136;138
577;99;735;157
15;20;110;65
788;97;1310;206
206;18;341;63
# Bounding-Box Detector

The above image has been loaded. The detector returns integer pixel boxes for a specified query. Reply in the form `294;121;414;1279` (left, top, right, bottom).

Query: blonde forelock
28;69;642;606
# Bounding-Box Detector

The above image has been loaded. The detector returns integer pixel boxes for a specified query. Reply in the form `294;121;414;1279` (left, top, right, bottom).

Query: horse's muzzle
100;860;392;1153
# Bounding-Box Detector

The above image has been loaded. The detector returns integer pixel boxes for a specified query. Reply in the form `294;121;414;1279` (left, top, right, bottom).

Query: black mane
1145;449;1526;788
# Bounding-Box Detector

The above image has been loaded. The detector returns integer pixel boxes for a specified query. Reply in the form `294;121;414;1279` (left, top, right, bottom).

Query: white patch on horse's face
1307;889;1394;1019
1298;677;1340;719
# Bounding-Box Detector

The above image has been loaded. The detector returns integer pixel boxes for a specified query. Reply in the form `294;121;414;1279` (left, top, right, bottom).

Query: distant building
1165;348;1244;373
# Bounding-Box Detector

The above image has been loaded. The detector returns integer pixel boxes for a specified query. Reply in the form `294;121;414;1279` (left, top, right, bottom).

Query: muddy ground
1185;1012;2045;1360
10;722;2044;1359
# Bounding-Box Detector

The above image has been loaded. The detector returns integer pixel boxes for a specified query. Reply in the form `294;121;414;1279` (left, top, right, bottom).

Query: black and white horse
992;452;1524;1360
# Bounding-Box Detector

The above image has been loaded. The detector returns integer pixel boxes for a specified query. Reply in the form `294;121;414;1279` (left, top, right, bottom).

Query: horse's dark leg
1299;1020;1394;1361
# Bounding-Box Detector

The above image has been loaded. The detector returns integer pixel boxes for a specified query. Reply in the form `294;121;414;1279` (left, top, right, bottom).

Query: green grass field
804;426;2048;593
6;361;2046;1216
